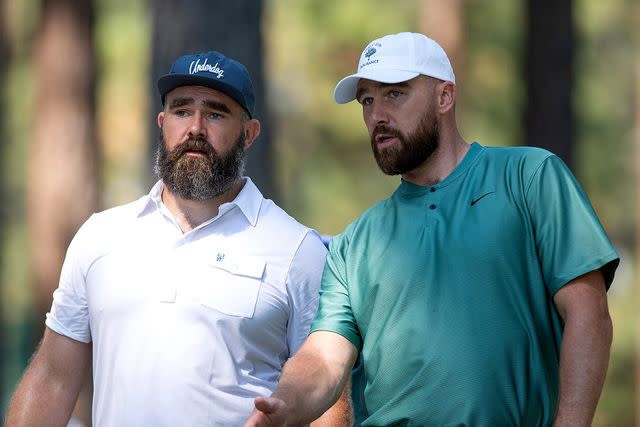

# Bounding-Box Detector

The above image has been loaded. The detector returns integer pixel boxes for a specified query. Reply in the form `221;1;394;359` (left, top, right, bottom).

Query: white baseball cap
333;32;456;104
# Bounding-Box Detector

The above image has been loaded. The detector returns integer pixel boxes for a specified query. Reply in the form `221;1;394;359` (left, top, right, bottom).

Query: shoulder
89;197;148;226
78;197;147;236
329;197;390;251
479;144;561;185
70;196;148;255
257;198;327;256
258;198;311;234
482;144;555;166
238;179;310;236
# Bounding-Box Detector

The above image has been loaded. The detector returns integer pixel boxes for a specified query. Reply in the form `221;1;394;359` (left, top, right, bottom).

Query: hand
244;396;290;427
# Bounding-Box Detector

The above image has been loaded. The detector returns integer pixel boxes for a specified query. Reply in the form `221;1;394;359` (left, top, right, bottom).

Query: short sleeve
525;155;619;295
45;216;94;343
285;230;328;356
310;230;363;352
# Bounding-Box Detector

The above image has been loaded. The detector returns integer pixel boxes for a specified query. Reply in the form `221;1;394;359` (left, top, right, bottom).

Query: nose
188;111;206;138
367;100;389;127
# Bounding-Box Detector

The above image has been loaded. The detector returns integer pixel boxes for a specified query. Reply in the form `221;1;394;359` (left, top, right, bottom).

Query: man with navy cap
246;32;619;426
6;51;343;426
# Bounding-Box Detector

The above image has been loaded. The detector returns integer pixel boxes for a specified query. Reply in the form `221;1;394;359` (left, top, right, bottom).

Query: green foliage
575;0;637;241
96;0;151;208
461;0;524;148
1;0;37;414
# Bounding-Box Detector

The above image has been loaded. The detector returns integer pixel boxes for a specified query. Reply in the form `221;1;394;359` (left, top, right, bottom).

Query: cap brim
333;69;420;104
157;74;251;117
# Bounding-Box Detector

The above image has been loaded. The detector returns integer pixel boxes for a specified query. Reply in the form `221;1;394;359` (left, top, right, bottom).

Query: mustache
170;137;215;159
372;125;402;140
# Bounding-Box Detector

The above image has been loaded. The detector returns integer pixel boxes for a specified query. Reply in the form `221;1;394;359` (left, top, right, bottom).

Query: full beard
371;105;440;176
155;130;246;200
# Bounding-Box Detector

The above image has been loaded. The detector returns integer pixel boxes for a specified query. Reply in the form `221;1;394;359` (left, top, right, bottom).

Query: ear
242;118;261;150
157;111;165;128
437;81;456;114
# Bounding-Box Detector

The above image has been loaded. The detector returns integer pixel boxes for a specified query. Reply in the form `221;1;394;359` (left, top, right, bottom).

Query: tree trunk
150;0;274;198
524;0;575;169
419;0;464;81
27;0;98;423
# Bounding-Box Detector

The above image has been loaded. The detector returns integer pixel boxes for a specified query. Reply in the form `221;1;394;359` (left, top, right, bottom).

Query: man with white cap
246;32;618;426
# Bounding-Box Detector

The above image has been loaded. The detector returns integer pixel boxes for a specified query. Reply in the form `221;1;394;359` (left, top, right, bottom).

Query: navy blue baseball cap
157;51;255;118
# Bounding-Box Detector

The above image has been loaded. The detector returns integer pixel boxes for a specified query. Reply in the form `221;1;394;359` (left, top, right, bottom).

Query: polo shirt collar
230;177;262;226
136;178;263;227
135;180;164;217
398;141;484;196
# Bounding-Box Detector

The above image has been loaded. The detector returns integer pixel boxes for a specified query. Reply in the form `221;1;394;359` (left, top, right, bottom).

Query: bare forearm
6;361;80;426
553;312;612;426
310;376;353;427
273;351;348;424
246;332;357;426
5;329;90;426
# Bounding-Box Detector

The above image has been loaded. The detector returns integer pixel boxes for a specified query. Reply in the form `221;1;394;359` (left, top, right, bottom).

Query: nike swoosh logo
470;191;495;206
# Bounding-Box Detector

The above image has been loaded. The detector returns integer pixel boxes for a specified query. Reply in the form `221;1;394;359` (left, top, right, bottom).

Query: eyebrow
203;100;232;114
168;97;193;109
167;97;232;115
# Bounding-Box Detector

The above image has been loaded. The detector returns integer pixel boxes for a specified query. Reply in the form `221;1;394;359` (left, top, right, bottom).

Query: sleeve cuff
45;313;92;344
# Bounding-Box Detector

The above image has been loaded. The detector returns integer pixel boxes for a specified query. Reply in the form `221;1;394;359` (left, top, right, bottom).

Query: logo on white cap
364;46;376;60
360;43;382;69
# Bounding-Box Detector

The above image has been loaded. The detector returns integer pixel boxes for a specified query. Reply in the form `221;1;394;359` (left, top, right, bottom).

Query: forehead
164;85;242;111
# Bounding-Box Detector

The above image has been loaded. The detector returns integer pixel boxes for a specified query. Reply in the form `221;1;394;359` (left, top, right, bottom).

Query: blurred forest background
0;0;639;425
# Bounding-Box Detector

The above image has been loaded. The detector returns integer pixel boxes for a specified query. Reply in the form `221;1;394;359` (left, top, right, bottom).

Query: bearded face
155;129;246;200
370;99;440;176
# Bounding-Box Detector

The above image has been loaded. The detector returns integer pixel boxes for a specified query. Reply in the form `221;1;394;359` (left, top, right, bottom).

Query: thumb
254;396;284;413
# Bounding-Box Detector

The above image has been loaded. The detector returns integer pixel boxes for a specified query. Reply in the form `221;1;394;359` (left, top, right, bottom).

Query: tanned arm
310;376;353;427
552;269;612;427
245;331;358;427
5;327;91;426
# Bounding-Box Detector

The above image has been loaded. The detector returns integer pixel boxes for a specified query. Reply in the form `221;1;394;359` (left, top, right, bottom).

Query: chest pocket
198;256;265;318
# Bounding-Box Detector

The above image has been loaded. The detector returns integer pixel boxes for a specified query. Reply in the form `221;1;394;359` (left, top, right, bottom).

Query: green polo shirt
311;142;619;426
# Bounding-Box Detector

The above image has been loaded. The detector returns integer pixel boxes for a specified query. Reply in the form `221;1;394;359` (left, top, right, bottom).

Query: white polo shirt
46;178;327;426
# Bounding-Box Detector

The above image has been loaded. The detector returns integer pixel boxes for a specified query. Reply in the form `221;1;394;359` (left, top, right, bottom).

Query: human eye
172;109;190;117
388;89;402;98
358;96;373;106
206;111;224;120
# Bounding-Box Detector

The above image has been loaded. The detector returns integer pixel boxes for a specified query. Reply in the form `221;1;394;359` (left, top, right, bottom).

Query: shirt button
429;204;437;210
430;187;436;192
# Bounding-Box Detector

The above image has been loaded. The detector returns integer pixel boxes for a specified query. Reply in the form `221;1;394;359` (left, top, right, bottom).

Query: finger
254;396;276;413
244;409;267;427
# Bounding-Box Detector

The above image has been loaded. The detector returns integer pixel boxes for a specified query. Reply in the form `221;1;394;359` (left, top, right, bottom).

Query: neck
401;126;469;187
161;179;245;233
